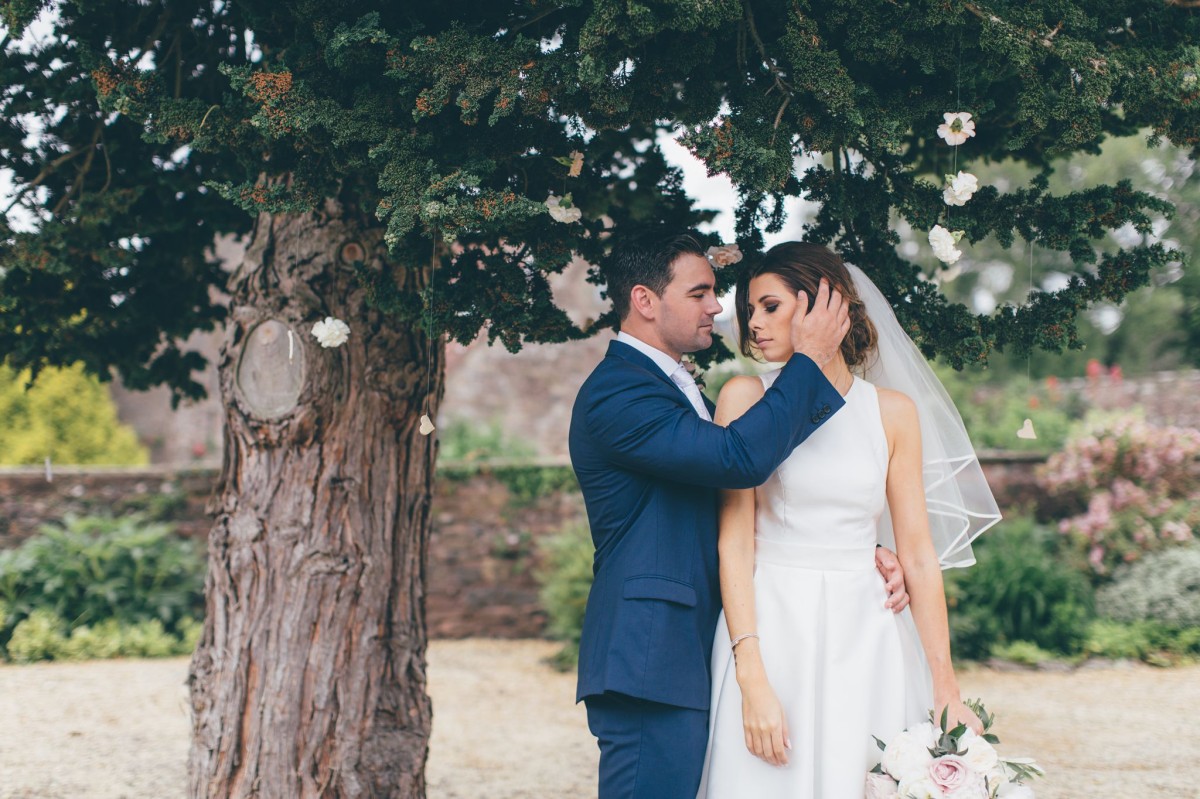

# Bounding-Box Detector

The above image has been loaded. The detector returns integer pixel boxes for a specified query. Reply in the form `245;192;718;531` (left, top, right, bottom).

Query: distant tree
0;362;147;465
2;2;1198;796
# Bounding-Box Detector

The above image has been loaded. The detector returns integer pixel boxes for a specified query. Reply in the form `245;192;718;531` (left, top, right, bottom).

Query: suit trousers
585;691;709;799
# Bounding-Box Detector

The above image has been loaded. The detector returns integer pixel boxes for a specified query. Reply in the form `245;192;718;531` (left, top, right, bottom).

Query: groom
569;232;909;799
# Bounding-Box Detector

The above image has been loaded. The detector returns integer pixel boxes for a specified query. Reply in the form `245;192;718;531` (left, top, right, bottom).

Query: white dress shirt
616;331;712;421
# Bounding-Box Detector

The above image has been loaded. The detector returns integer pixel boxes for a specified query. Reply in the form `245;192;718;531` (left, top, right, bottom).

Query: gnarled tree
1;1;1196;796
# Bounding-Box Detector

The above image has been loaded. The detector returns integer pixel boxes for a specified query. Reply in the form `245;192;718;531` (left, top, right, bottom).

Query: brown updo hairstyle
735;242;878;370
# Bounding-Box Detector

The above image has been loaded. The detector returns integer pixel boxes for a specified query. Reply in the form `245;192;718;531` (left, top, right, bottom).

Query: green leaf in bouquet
872;735;887;752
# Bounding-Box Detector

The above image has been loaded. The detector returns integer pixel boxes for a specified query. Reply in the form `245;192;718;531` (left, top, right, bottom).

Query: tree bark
188;198;441;797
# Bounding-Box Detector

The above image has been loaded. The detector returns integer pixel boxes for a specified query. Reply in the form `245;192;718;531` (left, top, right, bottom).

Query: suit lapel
608;339;694;401
607;340;708;416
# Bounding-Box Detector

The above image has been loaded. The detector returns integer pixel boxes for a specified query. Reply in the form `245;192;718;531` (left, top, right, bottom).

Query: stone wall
0;456;1047;638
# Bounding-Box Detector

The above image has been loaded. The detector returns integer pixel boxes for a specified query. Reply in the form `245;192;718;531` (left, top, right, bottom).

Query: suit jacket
568;339;844;710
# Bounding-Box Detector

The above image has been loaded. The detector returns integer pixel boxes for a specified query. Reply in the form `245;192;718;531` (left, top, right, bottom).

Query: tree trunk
188;199;441;798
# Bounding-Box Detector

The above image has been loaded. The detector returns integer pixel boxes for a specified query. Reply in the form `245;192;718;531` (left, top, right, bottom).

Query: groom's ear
629;285;658;320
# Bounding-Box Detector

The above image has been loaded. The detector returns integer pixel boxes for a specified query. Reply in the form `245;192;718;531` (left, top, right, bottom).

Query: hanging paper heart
418;414;436;436
1016;418;1037;440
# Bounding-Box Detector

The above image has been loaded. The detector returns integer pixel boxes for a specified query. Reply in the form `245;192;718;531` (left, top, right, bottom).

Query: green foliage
987;640;1066;667
934;363;1078;452
7;610;199;663
4;2;1199;397
6;609;67;663
935;135;1200;377
438;419;536;463
946;516;1094;659
439;459;579;507
1096;544;1200;628
536;522;595;670
0;514;206;659
1083;619;1200;664
0;362;148;466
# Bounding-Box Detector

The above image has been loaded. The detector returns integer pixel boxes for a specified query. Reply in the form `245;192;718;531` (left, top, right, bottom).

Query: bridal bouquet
867;701;1043;799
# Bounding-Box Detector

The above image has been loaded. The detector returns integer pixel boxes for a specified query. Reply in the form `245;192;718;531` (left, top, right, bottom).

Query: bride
697;242;1001;798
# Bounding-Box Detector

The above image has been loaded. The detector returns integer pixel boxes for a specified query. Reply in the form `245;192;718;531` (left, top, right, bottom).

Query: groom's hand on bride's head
791;278;851;366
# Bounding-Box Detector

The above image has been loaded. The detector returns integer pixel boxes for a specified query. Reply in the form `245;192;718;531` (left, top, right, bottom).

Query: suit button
811;414;820;423
823;404;831;413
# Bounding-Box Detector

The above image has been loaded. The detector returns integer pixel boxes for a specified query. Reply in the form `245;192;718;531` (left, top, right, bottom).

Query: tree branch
743;1;794;144
2;143;92;216
52;123;104;217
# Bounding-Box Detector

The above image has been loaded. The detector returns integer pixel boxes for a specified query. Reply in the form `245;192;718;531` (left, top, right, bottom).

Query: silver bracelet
730;633;759;650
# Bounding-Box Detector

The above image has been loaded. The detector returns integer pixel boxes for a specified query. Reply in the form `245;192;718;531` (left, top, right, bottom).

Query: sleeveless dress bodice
697;372;933;799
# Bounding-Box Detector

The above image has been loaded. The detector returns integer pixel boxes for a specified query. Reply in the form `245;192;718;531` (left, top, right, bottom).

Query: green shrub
0;514;205;659
946;516;1095;659
934;363;1077;453
0;362;148;465
1096;544;1200;627
987;640;1064;666
438;419;536;463
1084;619;1200;663
10;612;200;662
7;609;68;663
536;522;595;670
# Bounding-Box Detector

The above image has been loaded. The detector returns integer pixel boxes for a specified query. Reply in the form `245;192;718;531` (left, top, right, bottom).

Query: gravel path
1;641;1196;798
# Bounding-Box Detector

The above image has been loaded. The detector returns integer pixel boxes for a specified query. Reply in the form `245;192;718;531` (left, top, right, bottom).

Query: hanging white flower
705;244;743;268
937;112;976;146
929;225;965;264
311;316;351;348
943;171;980;206
545;194;582;224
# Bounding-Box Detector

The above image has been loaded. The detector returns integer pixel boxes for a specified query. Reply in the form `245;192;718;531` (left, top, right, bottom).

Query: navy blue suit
568;340;843;799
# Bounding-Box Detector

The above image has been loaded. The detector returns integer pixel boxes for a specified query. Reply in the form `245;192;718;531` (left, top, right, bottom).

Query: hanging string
418;236;438;436
1018;238;1038;439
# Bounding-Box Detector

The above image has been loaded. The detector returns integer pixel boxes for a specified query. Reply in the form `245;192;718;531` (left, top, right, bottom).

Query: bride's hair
735;242;878;368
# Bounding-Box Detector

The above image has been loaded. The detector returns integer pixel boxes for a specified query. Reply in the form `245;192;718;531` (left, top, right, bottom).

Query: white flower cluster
545;194;582;224
943;171;979;207
311;316;350;348
928;225;965;266
870;718;1041;799
937;112;976;146
929;112;982;263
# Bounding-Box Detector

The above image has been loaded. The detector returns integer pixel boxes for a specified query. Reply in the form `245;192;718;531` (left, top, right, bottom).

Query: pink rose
928;755;973;794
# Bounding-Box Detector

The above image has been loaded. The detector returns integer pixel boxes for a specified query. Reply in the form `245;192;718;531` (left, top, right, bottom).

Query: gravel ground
1;641;1196;798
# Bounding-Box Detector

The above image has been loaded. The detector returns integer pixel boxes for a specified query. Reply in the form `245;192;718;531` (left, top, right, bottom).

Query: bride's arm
879;388;983;734
715;376;790;767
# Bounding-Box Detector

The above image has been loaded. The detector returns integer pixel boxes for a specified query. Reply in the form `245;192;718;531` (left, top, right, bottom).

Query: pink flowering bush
1042;412;1200;576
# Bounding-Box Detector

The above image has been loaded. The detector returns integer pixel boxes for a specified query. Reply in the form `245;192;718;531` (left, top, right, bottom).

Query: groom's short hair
604;231;707;324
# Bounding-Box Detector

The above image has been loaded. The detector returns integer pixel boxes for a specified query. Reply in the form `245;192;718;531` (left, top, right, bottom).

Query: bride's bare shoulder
715;375;767;421
875;386;919;435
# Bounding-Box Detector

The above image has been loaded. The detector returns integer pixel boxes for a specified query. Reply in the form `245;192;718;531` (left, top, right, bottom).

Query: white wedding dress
697;372;933;799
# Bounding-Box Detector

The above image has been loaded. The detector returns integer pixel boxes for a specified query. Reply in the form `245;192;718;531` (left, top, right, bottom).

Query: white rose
882;724;938;781
996;782;1035;799
943;171;980;206
958;729;999;774
705;244;743;267
898;774;945;799
937;112;977;146
866;772;901;799
929;225;964;264
545;194;582;224
311;317;351;348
